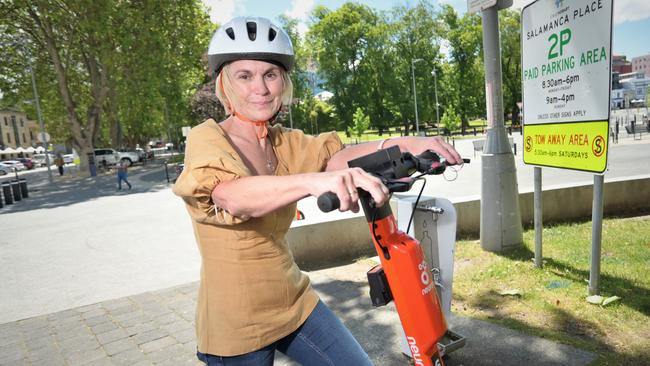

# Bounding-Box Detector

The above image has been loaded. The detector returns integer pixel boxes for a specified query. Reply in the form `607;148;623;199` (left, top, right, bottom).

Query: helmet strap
233;111;268;140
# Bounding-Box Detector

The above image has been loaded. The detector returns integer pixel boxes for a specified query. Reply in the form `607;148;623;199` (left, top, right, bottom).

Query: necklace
265;137;276;172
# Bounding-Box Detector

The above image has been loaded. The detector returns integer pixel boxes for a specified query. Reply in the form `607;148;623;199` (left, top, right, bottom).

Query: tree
307;3;380;133
438;5;484;132
440;104;460;135
389;1;443;134
277;15;312;132
500;10;522;126
1;0;116;169
348;107;370;140
0;0;211;171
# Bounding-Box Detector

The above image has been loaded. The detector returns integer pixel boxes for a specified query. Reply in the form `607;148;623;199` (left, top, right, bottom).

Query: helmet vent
268;28;277;41
225;27;235;40
246;22;257;41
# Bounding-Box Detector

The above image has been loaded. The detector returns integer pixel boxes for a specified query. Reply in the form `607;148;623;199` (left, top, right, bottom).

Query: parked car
93;149;120;166
115;149;141;166
1;160;26;171
32;153;56;167
135;148;153;161
0;162;12;175
15;157;34;170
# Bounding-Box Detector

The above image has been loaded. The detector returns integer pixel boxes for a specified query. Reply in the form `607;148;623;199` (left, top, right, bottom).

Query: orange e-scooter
318;145;469;366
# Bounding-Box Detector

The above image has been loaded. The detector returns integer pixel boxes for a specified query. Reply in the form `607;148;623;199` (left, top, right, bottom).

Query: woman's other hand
415;136;463;165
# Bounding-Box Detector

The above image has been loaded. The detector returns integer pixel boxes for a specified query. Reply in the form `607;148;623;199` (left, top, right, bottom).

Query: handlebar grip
317;192;340;212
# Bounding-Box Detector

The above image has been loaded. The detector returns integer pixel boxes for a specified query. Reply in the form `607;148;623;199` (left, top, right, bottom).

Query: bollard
18;178;28;198
2;182;13;204
11;180;22;202
164;161;170;183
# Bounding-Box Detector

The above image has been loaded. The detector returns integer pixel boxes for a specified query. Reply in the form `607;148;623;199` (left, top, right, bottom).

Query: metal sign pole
479;0;523;252
589;174;605;295
534;166;543;267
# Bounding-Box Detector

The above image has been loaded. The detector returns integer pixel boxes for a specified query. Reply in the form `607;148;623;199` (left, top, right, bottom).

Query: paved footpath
0;261;596;366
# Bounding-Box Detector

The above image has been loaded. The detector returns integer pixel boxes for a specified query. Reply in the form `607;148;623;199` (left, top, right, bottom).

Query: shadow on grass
456;287;650;365
455;244;650;364
494;245;650;317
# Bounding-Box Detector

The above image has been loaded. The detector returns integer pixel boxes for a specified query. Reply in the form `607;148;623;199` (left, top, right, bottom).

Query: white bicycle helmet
207;17;294;77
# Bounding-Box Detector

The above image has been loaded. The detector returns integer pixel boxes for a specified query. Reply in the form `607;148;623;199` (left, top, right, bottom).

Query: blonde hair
215;62;293;116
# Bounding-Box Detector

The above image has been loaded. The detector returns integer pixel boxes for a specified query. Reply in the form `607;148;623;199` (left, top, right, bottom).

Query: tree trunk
28;5;108;174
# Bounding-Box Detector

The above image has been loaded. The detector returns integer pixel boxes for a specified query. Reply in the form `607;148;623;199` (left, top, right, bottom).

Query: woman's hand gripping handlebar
317;149;470;212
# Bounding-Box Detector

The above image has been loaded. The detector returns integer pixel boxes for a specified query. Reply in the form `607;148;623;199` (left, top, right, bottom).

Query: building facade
612;55;632;75
632;54;650;78
0;109;39;149
611;71;650;109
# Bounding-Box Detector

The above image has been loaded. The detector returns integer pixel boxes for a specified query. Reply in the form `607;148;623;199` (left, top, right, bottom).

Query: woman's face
227;60;284;122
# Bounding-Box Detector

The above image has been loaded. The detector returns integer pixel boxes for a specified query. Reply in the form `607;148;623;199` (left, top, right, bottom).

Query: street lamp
411;58;424;135
431;67;440;136
20;39;53;183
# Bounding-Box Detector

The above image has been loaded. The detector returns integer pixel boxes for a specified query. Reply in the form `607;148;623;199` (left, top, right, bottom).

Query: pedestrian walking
116;160;131;190
173;16;463;366
54;154;64;176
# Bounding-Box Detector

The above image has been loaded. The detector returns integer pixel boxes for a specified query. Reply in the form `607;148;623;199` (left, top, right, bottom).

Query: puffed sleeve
272;126;344;174
172;120;251;226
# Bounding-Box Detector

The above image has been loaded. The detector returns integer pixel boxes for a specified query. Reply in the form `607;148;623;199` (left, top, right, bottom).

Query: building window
22;133;26;143
20;119;24;127
3;117;7;126
6;132;10;143
29;131;34;140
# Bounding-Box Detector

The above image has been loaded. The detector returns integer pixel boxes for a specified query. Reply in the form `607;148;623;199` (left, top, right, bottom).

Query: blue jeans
197;300;374;366
117;171;131;189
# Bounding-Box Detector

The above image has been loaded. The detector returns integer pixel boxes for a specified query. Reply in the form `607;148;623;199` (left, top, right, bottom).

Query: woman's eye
237;74;250;80
265;73;278;80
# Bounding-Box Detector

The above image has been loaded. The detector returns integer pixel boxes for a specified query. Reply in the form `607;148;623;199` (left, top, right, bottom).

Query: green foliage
348;107;370;138
500;10;522;125
438;4;484;130
440;105;461;134
0;0;211;154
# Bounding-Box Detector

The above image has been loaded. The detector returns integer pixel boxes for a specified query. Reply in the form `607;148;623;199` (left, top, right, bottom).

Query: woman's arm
211;168;389;218
326;136;463;171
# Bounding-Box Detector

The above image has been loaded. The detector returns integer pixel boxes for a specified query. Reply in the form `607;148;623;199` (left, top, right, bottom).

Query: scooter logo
418;260;435;295
407;336;425;366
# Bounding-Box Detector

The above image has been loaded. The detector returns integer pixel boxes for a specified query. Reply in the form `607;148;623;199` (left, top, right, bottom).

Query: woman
173;17;462;366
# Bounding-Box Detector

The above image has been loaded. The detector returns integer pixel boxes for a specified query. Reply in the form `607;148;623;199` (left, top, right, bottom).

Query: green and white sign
522;0;613;173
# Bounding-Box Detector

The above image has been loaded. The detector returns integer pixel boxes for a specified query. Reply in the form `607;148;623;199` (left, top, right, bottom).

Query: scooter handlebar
317;192;340;213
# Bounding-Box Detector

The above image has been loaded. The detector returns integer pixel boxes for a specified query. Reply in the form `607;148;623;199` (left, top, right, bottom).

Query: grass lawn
336;129;484;145
452;217;650;365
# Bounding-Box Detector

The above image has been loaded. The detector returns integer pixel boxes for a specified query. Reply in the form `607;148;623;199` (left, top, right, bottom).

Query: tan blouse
172;119;344;356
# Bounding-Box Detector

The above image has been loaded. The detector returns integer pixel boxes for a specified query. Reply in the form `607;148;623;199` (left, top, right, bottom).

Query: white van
32;153;56;167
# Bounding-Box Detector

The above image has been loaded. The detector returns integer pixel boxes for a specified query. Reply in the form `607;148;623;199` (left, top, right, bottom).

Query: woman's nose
251;75;270;94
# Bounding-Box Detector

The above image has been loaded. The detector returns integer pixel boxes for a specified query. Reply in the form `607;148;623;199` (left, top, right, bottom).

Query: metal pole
411;59;420;135
534;167;543;268
26;48;53;184
479;1;523;252
164;102;174;158
289;104;294;129
589;174;605;295
433;67;440;136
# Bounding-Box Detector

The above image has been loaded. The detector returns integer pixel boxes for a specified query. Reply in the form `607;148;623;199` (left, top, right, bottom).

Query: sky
200;0;650;59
